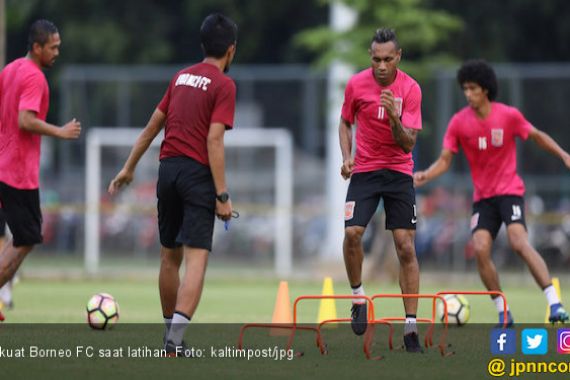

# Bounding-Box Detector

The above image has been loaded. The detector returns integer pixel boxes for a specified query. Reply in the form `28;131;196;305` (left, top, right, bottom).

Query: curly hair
457;59;498;101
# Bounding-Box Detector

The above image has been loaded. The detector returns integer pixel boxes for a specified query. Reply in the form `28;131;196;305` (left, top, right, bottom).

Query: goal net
85;127;293;277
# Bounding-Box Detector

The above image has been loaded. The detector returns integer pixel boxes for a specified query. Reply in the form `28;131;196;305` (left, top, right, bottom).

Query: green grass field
2;274;563;324
2;269;569;380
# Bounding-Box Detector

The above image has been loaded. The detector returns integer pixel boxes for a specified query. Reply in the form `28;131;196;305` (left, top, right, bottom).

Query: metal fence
29;63;570;273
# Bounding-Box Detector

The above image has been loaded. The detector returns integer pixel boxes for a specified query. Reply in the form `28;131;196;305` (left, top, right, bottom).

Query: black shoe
163;326;170;346
404;332;423;353
494;311;514;328
164;340;192;358
549;304;570;323
351;303;367;336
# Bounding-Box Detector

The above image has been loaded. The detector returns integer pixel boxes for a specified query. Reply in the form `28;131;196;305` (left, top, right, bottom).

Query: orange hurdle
423;290;509;346
363;293;450;359
237;291;506;359
293;295;375;355
237;323;319;351
237;294;375;355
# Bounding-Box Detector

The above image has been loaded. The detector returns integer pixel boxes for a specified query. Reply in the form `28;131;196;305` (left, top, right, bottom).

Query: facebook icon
491;329;516;354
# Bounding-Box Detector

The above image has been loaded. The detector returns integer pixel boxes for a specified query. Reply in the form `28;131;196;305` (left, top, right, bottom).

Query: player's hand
108;168;134;195
341;158;354;180
413;171;429;187
380;90;398;122
59;118;81;139
216;199;233;221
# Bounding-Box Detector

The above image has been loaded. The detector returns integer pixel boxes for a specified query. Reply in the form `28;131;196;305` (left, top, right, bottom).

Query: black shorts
0;181;43;246
157;157;216;250
0;208;6;237
471;195;526;239
344;169;417;230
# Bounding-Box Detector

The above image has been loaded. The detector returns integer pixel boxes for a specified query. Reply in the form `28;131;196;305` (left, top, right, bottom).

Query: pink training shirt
0;58;49;190
443;102;532;202
341;68;422;176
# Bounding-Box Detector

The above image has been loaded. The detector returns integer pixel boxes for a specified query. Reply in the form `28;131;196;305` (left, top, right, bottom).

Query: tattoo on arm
390;119;417;153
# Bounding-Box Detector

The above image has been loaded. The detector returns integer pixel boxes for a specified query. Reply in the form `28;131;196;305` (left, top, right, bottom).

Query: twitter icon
522;329;548;355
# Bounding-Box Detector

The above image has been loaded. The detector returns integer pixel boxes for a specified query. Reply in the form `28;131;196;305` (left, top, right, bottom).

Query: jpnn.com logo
490;329;516;355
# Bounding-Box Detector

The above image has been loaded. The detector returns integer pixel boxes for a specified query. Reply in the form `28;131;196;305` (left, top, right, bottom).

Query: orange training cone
270;281;293;336
317;277;337;327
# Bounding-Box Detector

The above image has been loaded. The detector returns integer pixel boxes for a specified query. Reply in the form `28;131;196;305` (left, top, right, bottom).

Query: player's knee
508;236;528;253
160;251;181;269
473;245;491;261
344;226;364;246
472;238;492;258
16;245;34;256
394;239;415;261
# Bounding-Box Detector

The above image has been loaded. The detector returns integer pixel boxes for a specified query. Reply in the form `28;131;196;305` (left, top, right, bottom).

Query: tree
295;0;463;78
430;0;570;62
5;0;328;64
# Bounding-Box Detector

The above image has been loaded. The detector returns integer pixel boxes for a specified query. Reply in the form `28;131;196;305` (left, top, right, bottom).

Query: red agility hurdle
423;290;508;347
293;295;375;355
365;316;433;351
237;322;318;352
363;293;450;360
237;294;375;355
238;290;509;359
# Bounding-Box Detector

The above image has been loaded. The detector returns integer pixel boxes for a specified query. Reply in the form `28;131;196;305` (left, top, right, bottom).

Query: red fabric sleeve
510;107;532;140
443;115;460;153
210;79;236;129
157;79;173;114
401;83;422;130
341;80;356;124
18;72;44;113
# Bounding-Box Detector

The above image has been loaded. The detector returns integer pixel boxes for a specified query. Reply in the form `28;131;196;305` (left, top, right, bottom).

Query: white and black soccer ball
86;293;119;330
436;294;470;326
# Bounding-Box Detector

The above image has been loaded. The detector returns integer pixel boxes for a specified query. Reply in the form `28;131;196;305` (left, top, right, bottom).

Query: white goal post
85;127;293;277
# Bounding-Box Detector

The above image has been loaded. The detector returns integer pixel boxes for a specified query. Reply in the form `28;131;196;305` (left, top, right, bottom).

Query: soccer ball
86;293;119;330
436;294;470;326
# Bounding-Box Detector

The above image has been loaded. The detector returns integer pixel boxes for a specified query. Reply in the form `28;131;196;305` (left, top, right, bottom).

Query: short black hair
27;19;58;51
200;13;238;58
457;59;498;101
372;28;400;50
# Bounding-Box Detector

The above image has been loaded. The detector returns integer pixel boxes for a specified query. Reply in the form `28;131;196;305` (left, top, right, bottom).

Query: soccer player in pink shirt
0;20;81;322
340;28;423;352
414;60;570;326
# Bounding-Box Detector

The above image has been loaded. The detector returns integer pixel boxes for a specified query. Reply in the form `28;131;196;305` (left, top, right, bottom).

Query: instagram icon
557;329;570;354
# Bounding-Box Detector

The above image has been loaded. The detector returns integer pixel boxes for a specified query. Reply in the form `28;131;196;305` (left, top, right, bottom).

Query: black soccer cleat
404;332;423;353
350;303;368;336
549;304;570;324
495;310;514;328
164;340;192;358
